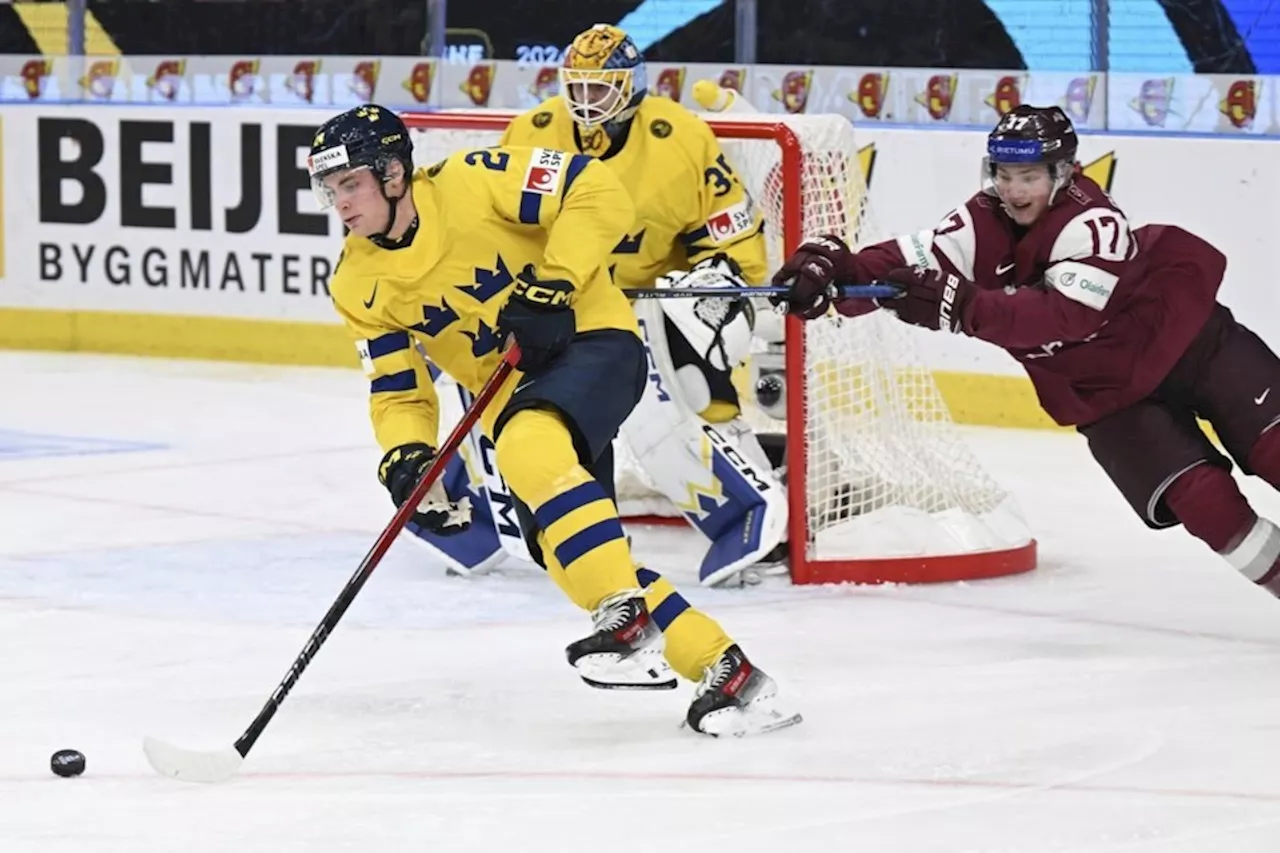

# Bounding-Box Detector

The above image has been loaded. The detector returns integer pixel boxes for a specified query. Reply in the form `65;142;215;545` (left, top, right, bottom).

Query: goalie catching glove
496;266;576;371
378;443;472;535
656;254;756;371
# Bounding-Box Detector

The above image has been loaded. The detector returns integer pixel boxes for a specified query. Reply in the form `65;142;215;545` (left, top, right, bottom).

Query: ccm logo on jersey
706;199;754;243
523;148;567;195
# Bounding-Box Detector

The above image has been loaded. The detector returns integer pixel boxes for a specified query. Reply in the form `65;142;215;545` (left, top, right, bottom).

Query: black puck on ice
50;749;86;777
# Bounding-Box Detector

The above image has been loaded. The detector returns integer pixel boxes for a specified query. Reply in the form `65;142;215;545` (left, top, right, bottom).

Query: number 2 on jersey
464;149;510;172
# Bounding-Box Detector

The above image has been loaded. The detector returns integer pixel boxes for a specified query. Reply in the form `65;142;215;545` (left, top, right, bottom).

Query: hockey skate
566;591;677;690
685;644;802;737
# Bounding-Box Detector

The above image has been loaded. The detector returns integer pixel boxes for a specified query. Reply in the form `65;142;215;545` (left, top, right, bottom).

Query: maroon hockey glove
770;235;855;319
880;267;975;333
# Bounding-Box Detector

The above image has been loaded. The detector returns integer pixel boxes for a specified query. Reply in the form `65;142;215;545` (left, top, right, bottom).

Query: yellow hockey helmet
559;24;648;129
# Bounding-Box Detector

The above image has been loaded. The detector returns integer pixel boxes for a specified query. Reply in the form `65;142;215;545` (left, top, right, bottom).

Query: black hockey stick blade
143;345;523;783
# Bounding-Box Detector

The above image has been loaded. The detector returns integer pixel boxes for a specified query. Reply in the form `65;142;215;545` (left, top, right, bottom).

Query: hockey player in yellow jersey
308;104;799;736
498;24;791;587
501;25;767;298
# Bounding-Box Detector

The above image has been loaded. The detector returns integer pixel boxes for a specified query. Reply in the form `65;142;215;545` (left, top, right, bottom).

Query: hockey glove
880;267;974;333
496;266;576;371
770;235;855;319
378;442;472;535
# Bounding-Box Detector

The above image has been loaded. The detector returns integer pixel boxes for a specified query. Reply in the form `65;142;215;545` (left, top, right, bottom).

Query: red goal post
400;109;1037;586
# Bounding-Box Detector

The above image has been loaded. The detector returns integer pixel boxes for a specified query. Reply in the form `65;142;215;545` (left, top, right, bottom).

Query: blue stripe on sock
370;370;416;393
650;593;690;631
534;481;608;529
636;567;659;587
554;517;626;568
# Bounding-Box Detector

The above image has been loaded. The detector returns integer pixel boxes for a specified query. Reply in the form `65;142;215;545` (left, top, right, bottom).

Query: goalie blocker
406;257;788;587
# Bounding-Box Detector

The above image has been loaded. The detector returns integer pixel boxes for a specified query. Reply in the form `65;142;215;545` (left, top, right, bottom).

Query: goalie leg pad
629;301;787;587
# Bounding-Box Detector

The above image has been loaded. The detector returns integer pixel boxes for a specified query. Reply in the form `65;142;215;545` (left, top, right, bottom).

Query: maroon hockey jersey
842;175;1227;426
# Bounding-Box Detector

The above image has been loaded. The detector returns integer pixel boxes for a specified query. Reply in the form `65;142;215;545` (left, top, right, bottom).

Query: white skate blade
143;736;244;783
687;696;804;738
575;647;677;690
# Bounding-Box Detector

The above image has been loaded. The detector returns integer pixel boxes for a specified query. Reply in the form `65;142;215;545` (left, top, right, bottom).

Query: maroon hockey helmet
983;105;1079;203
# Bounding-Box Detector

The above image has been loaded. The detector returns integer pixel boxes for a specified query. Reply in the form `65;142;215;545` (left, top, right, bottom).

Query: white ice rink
5;350;1280;852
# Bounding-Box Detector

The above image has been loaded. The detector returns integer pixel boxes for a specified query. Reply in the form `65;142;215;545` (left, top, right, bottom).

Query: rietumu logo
34;116;338;296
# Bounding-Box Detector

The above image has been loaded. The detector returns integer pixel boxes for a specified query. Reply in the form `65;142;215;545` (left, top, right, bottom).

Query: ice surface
4;351;1280;852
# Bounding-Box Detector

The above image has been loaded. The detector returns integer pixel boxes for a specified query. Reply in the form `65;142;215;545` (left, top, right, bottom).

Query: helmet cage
559;65;645;127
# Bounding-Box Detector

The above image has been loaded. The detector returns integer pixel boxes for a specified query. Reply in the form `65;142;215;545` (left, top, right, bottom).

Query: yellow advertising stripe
2;307;1210;441
0;308;354;367
12;2;121;56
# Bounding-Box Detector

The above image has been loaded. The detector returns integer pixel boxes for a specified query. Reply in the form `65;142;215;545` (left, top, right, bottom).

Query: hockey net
401;109;1035;585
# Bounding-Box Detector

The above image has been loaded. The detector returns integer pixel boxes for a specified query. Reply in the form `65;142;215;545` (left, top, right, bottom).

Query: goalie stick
622;283;901;299
143;344;522;784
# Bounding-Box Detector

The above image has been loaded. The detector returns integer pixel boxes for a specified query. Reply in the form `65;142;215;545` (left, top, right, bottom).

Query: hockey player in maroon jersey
774;104;1280;595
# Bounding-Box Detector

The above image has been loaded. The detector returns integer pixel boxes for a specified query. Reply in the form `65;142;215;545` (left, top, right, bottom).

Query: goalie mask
982;105;1079;208
559;24;648;142
308;103;414;239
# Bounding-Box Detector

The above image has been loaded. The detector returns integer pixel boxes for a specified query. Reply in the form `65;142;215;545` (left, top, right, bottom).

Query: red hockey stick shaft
229;344;521;759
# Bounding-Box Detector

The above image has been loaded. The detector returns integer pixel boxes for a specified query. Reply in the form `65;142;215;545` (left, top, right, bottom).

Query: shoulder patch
650;119;673;138
426;159;446;178
532;111;553;128
523;148;567;195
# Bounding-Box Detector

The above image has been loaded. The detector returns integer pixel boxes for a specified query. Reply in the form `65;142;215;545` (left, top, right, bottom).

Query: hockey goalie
403;24;788;587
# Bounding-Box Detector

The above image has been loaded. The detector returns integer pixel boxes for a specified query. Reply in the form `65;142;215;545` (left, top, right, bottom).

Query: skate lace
695;655;735;698
592;590;643;632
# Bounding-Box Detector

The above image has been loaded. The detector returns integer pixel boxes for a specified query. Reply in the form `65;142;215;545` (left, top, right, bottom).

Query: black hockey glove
378;442;472;535
880;267;975;333
770;235;856;319
496;266;576;371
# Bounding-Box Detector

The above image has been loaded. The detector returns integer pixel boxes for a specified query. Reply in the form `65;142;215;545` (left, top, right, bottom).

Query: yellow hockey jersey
329;146;638;453
500;95;768;289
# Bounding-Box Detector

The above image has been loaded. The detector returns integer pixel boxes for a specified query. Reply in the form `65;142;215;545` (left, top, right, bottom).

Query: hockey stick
143;345;523;784
622;283;902;300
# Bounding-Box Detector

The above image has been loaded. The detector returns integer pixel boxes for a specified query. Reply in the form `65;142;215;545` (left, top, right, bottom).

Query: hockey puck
50;749;85;777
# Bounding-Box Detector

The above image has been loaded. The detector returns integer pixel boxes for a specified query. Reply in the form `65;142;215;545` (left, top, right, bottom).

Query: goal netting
402;107;1035;585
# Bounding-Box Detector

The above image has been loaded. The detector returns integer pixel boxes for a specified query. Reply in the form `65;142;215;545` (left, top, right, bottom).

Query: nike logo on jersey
363;281;379;309
514;378;536;395
1256;388;1271;405
995;262;1016;276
